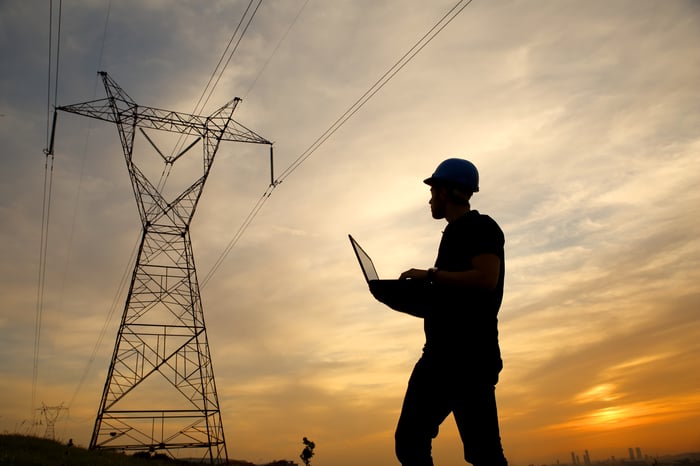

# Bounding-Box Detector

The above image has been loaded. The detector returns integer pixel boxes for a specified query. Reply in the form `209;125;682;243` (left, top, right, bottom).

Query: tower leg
90;227;227;463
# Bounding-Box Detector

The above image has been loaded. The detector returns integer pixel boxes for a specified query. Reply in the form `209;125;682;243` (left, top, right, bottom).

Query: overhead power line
201;0;475;286
39;0;116;414
192;0;263;116
164;0;263;186
34;0;63;420
276;0;475;183
67;234;139;409
243;0;311;99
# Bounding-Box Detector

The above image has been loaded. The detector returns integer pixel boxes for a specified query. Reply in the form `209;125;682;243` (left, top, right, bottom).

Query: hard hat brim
423;176;478;192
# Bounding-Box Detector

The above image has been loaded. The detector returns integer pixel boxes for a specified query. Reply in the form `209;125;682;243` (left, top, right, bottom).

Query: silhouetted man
390;158;508;466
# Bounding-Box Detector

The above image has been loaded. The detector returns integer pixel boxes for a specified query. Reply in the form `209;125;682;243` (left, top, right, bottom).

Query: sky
1;1;700;465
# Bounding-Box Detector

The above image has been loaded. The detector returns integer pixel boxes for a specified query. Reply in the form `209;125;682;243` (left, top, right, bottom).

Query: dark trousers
395;356;508;466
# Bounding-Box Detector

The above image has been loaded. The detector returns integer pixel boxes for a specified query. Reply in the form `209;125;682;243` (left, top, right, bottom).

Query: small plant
299;437;315;466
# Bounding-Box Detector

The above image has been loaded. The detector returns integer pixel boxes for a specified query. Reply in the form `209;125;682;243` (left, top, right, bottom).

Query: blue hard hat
423;158;479;192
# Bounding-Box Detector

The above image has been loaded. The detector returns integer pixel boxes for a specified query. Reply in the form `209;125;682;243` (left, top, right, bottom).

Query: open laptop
348;234;381;283
348;234;431;317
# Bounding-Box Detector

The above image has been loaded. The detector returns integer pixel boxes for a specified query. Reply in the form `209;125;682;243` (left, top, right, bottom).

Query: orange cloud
543;392;700;433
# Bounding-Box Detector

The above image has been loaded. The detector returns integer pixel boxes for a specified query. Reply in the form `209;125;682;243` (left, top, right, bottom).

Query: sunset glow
1;1;700;466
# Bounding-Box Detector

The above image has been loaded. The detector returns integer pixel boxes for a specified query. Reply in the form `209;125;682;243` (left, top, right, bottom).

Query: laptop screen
349;235;379;282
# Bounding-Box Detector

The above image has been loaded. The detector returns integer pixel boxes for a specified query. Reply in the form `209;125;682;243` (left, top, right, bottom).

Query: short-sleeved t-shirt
422;210;505;374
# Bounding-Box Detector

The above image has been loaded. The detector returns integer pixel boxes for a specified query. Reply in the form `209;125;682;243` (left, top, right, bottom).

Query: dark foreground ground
0;435;296;466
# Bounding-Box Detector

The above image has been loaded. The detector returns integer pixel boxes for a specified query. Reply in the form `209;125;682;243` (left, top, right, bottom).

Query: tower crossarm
58;100;271;145
57;98;117;125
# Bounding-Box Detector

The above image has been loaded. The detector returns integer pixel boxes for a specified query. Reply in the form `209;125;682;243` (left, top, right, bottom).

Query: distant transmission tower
37;402;68;440
57;72;271;463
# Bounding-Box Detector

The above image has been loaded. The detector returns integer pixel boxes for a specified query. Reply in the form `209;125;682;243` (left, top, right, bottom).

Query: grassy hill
0;435;297;466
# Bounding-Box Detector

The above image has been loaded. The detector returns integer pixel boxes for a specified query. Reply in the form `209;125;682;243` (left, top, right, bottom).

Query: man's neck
445;204;470;223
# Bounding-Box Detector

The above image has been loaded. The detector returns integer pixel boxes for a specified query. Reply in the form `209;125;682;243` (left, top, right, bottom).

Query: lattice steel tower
58;72;271;462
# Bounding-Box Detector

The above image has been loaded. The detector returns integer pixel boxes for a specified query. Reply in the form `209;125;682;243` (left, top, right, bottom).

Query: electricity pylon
58;71;272;463
37;402;68;440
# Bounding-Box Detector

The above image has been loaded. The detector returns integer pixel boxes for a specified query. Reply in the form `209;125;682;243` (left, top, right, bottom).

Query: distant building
630;448;635;461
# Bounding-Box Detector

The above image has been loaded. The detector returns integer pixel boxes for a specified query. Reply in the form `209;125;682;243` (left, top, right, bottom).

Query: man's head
424;158;478;218
424;158;479;193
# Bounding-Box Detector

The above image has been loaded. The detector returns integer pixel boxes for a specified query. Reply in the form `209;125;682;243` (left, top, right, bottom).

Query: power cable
35;0;119;414
201;0;475;285
162;0;264;190
68;233;139;408
166;0;262;157
44;3;53;150
242;0;310;99
200;0;311;287
61;0;138;410
276;0;475;183
53;1;62;112
55;0;111;343
193;0;261;116
33;0;63;420
33;151;53;419
200;187;274;288
200;0;264;114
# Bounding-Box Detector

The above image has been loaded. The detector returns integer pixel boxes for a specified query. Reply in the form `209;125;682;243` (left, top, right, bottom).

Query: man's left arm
399;253;500;290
